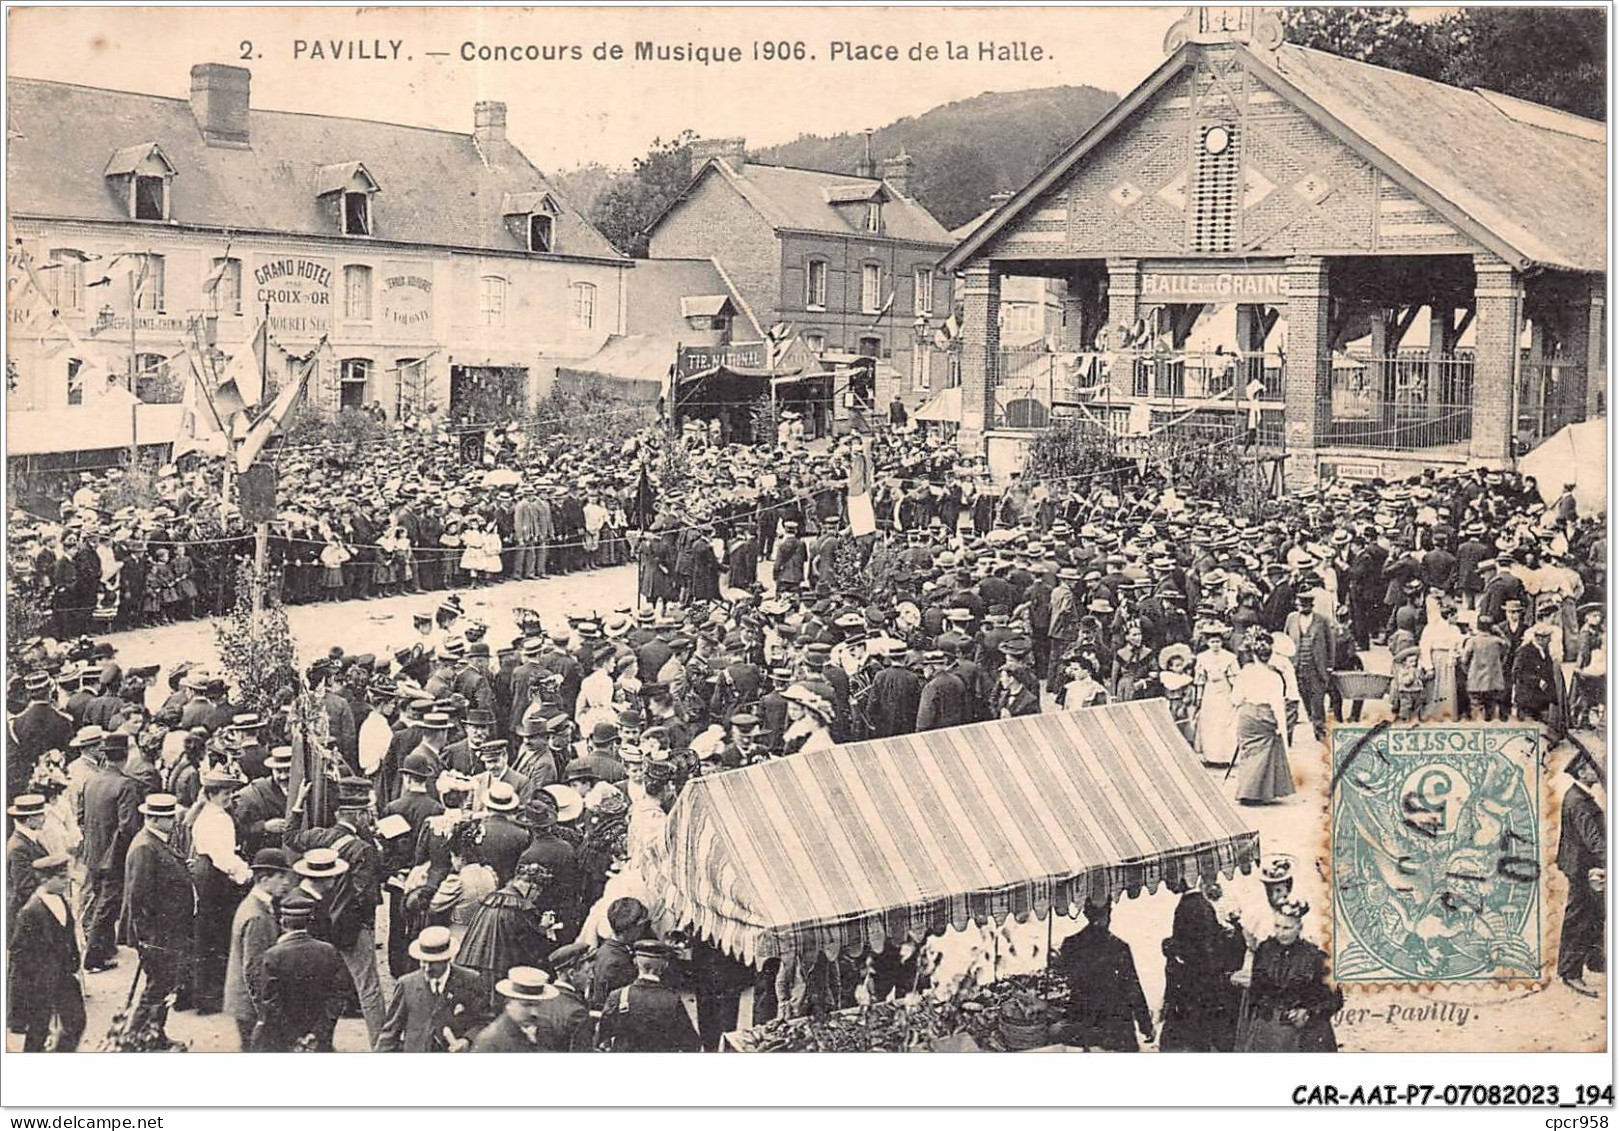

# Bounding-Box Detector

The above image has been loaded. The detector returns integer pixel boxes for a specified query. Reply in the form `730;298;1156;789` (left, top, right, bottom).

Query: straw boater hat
139;793;180;819
293;847;351;879
408;925;458;963
495;966;557;1001
7;794;46;819
485;781;520;813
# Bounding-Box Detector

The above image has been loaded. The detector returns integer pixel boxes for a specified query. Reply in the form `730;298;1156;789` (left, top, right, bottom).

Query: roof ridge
745;160;876;182
7;72;476;141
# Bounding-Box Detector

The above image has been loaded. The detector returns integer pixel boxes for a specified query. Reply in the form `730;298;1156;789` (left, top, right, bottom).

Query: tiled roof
627;258;763;340
1265;44;1605;273
947;42;1605;274
700;160;954;245
6;76;624;261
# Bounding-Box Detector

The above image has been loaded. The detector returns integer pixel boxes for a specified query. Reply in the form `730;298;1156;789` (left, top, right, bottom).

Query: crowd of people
5;417;1607;1052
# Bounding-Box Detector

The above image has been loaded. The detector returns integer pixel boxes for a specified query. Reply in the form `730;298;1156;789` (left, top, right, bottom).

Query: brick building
941;10;1605;484
7;63;628;462
645;139;957;416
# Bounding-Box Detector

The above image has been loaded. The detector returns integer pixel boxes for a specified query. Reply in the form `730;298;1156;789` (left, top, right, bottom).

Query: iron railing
1319;352;1474;450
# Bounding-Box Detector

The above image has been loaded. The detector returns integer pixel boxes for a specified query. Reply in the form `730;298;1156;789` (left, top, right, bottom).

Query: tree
910;142;1001;232
589;132;700;258
214;559;300;722
1282;6;1606;121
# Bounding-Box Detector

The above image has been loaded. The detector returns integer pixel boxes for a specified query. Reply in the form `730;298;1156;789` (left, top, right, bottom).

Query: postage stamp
1329;723;1544;985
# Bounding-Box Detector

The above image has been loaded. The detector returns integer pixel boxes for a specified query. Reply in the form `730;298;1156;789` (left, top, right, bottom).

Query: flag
218;320;269;406
235;341;322;472
870;289;894;325
847;437;876;537
173;354;229;461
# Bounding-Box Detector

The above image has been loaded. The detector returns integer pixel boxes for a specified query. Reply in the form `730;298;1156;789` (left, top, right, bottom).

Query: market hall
941;7;1606;485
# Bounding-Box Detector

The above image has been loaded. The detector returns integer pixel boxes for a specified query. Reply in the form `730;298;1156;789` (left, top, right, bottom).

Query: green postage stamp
1330;724;1543;984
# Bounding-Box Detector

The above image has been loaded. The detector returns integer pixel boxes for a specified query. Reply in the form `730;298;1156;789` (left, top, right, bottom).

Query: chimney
474;101;508;148
855;129;876;179
881;150;914;198
189;63;251;147
688;137;747;178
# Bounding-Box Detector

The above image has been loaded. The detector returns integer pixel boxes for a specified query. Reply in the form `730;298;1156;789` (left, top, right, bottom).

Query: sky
7;5;1185;172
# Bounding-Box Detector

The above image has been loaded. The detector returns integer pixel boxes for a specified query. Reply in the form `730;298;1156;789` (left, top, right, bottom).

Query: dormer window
344;192;371;236
316;162;381;237
866;201;882;233
105;143;177;222
529;214;554;253
503;191;562;254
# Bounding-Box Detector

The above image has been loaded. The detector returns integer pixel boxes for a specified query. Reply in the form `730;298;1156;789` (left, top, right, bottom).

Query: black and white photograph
0;1;1611;1119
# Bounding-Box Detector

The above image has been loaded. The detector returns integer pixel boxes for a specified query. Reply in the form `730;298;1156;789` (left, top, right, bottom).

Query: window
66;358;84;407
343;191;371;236
528;214;554;253
913;267;934;316
209;257;242;316
340;358;371;409
134;175;168;221
865;200;882;233
46;250;84;312
803;332;826;355
571;282;597;330
858;335;882;359
396;357;425;417
479;275;507;327
135;353;171;403
134;254;165;312
805;259;828;310
861;263;882;315
344;264;373;321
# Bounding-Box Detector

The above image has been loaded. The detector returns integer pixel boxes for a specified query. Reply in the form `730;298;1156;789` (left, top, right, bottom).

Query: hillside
750;84;1118;229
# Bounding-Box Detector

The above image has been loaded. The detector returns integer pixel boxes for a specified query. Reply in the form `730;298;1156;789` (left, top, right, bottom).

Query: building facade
645;140;957;414
942;10;1606;484
7;64;629;454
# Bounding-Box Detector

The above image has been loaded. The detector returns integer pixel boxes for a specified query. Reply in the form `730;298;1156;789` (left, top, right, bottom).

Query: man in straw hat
285;779;387;1045
374;925;491;1052
120;793;196;1041
7;853;84;1051
223;848;297;1049
1557;741;1606;998
471;966;558;1052
6;793;52;922
189;764;252;1014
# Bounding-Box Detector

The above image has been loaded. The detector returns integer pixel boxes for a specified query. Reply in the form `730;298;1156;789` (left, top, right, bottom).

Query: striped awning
654;700;1260;966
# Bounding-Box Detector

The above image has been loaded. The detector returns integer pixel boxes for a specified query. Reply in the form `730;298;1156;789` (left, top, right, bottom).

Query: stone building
7;62;628;462
941;10;1605;483
645;138;957;415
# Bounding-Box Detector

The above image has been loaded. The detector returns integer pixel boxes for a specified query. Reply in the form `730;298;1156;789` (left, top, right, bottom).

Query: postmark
1329;724;1543;985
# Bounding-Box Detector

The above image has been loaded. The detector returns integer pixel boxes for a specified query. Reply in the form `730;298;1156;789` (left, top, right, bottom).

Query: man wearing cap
516;796;582;935
224;848;297;1049
255;890;348;1051
284;779;387;1044
121;794;196;1038
1512;620;1563;728
9;673;72;799
597;939;702;1051
866;643;923;739
1557;744;1606;997
79;725;142;973
472;738;537;816
375;926;491;1052
6;854;84;1051
380;751;445;975
588;896;650;1010
1479;555;1529;628
442;709;497;777
534;942;597;1051
507;637;551;736
1055;898;1154;1052
190;765;253;1014
537;629;584;720
916;650;969;732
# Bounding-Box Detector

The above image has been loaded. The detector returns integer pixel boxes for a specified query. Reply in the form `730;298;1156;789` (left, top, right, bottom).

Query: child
1461;617;1509;721
1389;644;1426;721
319;527;352;595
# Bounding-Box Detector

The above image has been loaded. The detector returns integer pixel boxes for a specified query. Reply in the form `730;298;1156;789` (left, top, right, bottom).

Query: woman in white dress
1417;598;1466;721
1193;622;1239;767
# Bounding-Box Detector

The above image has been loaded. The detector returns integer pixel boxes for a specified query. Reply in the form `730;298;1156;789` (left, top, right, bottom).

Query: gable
981;48;1487;264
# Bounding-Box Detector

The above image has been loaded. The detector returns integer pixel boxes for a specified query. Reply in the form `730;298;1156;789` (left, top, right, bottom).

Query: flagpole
127;269;139;465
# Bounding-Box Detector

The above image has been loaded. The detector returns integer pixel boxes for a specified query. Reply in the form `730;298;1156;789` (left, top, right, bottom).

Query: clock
1203;126;1232;156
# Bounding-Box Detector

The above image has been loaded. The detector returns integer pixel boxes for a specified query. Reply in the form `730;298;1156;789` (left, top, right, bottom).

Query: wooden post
252;520;269;618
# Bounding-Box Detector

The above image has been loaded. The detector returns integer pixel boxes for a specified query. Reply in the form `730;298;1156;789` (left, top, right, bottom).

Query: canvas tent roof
655;699;1260;965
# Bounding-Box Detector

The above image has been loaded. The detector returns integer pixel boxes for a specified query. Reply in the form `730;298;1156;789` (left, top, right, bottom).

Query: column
1282;255;1330;485
1566;275;1606;419
1105;257;1140;397
1469;254;1523;465
957;260;1001;453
